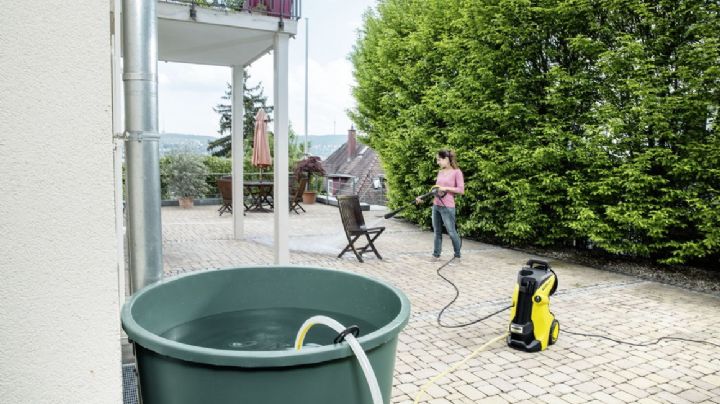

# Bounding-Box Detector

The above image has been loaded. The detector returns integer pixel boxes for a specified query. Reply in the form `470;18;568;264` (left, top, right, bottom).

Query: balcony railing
159;0;301;20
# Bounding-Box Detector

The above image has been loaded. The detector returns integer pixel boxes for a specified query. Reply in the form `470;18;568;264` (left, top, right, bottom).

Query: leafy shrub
293;156;326;191
203;155;232;195
161;153;210;199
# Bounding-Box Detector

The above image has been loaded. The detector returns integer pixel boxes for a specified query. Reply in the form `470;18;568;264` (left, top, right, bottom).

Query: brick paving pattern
160;204;720;403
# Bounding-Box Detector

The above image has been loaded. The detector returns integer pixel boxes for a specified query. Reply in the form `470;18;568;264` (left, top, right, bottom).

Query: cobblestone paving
161;205;720;403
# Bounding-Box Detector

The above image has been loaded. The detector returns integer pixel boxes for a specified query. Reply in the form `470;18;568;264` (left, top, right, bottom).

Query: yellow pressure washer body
507;260;559;352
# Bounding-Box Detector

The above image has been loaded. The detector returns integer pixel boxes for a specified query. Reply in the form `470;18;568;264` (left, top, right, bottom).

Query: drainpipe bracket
125;130;160;143
123;72;157;81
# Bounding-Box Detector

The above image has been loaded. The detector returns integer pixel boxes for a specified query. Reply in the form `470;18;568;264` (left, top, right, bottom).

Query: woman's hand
415;197;423;204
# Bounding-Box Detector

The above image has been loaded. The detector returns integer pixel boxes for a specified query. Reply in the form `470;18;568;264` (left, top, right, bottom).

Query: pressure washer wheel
549;319;560;345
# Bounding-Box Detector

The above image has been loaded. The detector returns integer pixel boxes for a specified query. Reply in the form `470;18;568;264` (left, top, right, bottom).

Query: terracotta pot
178;197;194;209
302;191;317;204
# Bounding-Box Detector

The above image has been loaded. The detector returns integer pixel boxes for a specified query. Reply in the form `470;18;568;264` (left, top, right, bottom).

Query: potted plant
293;156;326;204
162;153;209;208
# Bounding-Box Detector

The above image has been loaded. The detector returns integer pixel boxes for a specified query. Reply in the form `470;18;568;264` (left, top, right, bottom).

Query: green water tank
121;266;411;403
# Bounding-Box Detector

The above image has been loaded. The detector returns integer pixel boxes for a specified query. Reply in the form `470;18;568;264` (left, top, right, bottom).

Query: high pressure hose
295;315;384;404
413;332;508;403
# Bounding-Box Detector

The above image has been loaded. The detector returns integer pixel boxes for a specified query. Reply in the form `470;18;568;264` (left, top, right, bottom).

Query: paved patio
155;203;720;403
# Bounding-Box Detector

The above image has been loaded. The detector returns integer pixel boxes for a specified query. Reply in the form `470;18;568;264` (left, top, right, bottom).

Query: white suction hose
295;315;384;404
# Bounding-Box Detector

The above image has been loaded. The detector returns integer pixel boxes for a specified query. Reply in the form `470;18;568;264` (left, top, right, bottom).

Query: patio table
244;181;273;212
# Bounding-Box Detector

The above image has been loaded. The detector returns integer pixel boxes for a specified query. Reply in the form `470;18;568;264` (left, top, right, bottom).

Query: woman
417;149;465;261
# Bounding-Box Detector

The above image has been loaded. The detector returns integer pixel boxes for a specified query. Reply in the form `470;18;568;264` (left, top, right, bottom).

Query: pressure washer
507;259;559;352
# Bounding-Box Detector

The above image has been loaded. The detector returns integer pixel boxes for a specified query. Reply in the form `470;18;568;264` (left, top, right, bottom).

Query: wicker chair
337;195;385;262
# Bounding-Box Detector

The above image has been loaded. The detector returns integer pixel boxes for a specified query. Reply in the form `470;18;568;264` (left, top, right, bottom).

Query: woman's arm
454;170;464;195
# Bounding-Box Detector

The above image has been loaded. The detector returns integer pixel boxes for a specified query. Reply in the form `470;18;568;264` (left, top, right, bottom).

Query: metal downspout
122;0;162;293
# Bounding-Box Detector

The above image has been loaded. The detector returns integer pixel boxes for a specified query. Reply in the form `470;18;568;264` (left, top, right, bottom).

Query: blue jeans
432;205;461;258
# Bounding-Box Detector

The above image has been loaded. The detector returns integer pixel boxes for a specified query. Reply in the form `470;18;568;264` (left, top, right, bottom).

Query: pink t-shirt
433;169;464;208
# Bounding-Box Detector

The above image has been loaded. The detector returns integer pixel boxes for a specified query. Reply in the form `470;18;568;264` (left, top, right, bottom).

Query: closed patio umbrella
252;108;272;181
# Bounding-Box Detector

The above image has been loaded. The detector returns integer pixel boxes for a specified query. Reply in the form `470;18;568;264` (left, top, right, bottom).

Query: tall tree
208;72;307;172
208;71;273;157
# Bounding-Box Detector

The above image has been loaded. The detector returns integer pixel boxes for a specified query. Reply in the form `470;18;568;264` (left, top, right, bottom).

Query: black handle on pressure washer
525;259;550;270
525;259;558;295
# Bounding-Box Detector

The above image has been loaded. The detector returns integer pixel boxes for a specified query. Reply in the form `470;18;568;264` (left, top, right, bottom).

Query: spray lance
384;186;447;219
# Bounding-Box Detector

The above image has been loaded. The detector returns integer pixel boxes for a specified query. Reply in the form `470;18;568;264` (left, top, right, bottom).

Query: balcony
131;0;301;261
157;0;300;66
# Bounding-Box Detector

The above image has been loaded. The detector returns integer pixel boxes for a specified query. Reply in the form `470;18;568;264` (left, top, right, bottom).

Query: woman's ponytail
438;149;459;169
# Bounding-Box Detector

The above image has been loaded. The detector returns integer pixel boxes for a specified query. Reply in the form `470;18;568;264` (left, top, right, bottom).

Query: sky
157;0;378;138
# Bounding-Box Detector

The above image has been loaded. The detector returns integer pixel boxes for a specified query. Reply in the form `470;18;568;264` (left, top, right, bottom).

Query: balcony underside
157;2;298;67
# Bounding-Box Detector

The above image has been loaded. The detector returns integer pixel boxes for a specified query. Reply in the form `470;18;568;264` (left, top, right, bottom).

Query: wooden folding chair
217;177;233;216
337;195;385;262
289;177;308;214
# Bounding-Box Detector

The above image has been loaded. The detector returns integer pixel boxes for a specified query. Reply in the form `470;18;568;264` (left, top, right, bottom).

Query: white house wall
0;2;121;403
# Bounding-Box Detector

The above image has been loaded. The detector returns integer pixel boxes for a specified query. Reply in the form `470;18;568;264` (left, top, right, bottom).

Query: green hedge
159;155;232;199
351;0;720;265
